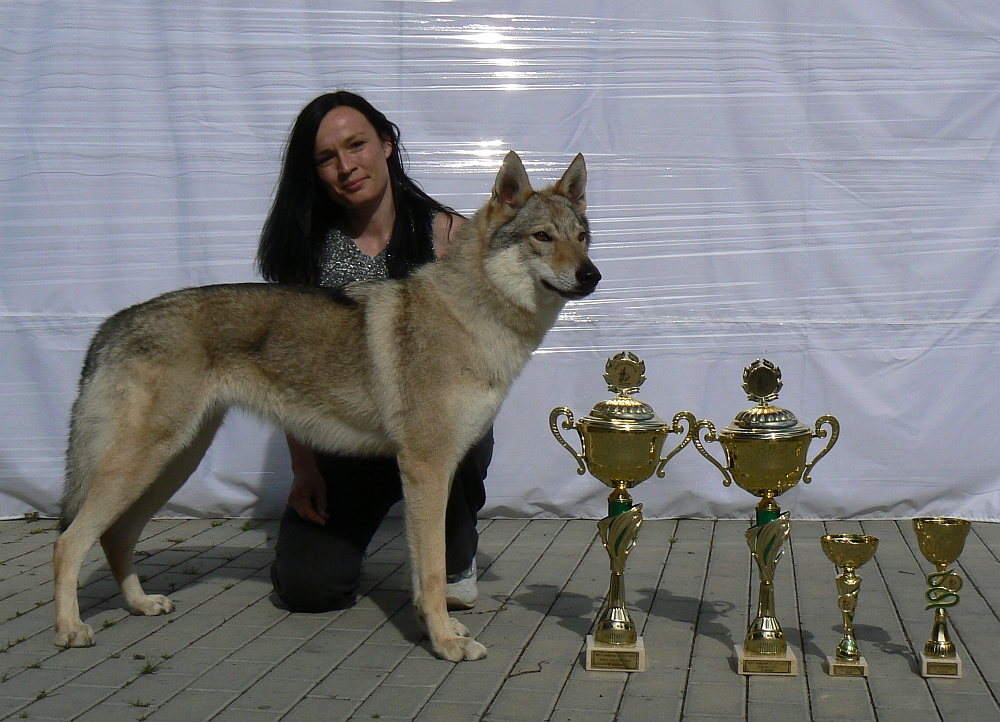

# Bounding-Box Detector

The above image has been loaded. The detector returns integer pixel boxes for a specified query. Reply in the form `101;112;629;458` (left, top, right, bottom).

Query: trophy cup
820;533;879;676
690;359;839;675
913;517;971;678
550;351;694;672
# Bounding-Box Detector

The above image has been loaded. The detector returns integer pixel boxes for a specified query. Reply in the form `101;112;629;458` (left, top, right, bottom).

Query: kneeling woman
257;91;491;612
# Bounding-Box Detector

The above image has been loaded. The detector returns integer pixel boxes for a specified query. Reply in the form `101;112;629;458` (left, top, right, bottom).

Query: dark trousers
270;429;492;612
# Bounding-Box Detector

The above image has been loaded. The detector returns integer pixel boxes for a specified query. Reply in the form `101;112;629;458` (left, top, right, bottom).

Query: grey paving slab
337;642;411;671
225;675;315;711
615;693;684;722
142;688;235;722
75;700;168;722
429;671;503;704
685;521;748;687
383;657;455;687
482;685;563;721
310;667;387;700
873;709;945;722
187;660;270;691
103;672;199;706
210;711;283;722
281;696;357;722
747;701;812;722
352;682;436;720
413;700;487;722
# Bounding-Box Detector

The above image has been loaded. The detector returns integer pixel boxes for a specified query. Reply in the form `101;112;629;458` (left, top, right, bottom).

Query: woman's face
314;106;393;212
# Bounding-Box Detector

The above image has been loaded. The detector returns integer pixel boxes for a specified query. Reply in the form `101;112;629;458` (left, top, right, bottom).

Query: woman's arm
285;435;330;524
432;212;466;259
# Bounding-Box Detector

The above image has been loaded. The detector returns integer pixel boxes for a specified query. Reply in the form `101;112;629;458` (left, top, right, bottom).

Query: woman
257;91;492;613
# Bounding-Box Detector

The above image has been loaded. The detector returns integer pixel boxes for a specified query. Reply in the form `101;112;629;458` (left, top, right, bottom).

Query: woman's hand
286;435;330;525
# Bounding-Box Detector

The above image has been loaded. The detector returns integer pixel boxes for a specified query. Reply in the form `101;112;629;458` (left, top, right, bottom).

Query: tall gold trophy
913;517;971;678
820;534;879;676
690;359;839;675
550;352;693;672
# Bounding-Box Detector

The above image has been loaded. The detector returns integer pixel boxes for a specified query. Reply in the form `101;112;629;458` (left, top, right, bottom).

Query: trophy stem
744;510;791;656
608;481;633;517
925;607;955;658
755;495;781;526
594;504;643;648
746;579;786;655
835;569;862;662
594;572;637;646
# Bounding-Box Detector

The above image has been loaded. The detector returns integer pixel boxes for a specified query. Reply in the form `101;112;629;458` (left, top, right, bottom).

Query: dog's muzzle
546;262;601;300
576;263;601;292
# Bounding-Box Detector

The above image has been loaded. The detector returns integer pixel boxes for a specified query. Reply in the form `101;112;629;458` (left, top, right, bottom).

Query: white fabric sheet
2;2;998;520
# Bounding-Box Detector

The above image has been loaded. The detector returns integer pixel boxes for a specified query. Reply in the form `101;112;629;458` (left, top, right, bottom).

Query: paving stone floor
1;515;999;721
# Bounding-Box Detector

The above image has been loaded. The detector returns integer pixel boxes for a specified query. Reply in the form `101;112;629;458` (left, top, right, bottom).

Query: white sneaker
446;559;478;610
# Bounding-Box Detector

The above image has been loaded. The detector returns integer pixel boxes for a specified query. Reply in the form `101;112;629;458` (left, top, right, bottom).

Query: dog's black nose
576;264;601;289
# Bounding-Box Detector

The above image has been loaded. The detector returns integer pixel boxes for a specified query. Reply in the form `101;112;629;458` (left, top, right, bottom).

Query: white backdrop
2;2;999;521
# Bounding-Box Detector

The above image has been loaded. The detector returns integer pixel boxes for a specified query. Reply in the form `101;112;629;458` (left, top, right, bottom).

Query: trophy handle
656;411;696;477
690;418;733;487
549;407;586;475
802;414;840;484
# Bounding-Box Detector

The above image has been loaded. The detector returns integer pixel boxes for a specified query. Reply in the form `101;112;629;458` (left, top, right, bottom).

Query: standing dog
54;151;600;662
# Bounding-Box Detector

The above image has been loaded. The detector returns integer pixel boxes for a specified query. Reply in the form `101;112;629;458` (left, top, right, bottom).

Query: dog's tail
60;305;141;531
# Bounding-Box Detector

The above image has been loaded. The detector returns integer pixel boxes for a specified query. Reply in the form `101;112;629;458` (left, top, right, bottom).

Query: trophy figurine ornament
550;352;693;672
690;359;839;676
820;533;879;676
913;517;971;678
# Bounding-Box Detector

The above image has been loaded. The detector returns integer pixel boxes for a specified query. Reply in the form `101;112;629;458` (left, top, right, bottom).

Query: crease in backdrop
1;2;998;520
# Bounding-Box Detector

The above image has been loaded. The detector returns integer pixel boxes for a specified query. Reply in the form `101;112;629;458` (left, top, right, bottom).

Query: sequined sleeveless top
316;210;437;288
317;226;389;287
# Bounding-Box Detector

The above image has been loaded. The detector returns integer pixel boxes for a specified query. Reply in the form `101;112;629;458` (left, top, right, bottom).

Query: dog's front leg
398;453;487;662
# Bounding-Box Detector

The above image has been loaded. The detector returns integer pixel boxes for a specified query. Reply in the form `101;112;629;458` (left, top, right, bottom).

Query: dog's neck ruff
318;226;389;287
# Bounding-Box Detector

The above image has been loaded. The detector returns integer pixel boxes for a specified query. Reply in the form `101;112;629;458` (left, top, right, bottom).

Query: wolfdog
54;151;600;662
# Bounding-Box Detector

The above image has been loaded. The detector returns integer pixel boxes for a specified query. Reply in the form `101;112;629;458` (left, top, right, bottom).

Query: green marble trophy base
736;645;798;676
586;635;645;672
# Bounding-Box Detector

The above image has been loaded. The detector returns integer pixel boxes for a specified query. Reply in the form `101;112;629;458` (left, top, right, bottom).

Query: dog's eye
578;232;587;242
533;231;552;242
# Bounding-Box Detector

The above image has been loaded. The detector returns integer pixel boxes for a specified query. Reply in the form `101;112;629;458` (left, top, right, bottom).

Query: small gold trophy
550;352;693;672
820;533;879;676
690;359;839;675
913;517;971;678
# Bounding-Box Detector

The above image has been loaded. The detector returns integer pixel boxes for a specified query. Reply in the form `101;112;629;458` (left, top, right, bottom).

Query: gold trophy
550;351;693;672
820;533;879;676
690;359;839;675
913;517;971;678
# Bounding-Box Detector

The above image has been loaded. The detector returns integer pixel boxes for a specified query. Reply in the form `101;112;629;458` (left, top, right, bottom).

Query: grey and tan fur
54;152;600;662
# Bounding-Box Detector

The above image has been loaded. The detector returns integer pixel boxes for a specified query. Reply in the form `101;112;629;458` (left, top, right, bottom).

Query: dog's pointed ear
554;153;587;214
491;151;533;215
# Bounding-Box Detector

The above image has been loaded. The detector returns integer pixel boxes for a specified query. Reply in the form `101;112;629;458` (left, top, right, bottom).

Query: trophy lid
721;359;811;439
586;352;666;428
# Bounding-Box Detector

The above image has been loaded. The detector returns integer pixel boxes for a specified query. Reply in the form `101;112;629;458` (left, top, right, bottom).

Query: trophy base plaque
735;645;798;676
585;635;645;672
919;651;962;678
826;655;869;677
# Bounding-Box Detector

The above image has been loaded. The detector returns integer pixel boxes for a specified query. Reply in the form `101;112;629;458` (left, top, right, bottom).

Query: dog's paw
448;617;471;638
54;621;95;648
129;594;174;616
433;635;488;662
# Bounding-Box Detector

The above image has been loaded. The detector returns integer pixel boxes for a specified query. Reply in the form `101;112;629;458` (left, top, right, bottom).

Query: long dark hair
257;91;454;284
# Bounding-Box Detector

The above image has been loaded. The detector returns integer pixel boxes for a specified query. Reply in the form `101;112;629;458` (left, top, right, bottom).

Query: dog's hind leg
398;451;487;663
101;411;224;617
54;406;217;648
54;468;166;647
